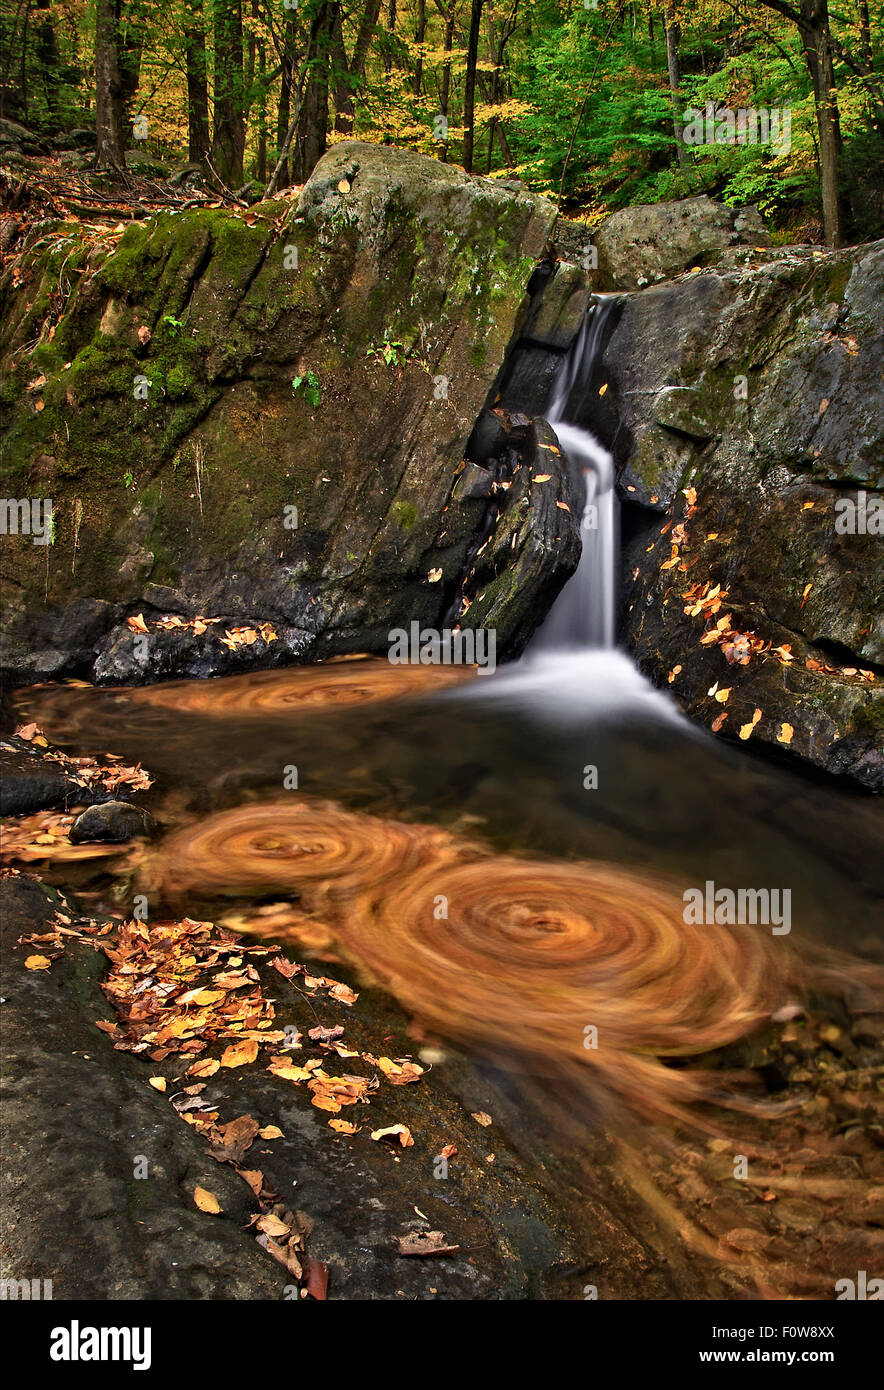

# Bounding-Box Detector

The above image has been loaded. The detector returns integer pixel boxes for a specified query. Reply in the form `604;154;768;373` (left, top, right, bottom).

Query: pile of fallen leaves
12;721;153;795
0;809;144;865
18;895;425;1137
125;612;278;651
17;904;442;1290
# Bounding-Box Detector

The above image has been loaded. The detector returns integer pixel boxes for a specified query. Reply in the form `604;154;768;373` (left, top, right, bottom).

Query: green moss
391;500;419;530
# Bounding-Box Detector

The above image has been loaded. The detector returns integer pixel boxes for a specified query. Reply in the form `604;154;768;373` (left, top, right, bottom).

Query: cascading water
475;295;682;724
532;297;619;652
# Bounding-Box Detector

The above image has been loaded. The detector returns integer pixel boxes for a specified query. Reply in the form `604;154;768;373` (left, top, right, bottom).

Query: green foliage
291;370;321;408
1;0;881;240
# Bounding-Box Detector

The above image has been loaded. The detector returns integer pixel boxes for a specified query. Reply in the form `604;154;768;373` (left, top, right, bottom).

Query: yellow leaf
148;1077;167;1092
193;1186;222;1215
258;1125;284;1139
329;1118;358;1134
220;1039;259;1068
598;382;608;396
532;474;552;484
25;954;52;970
714;688;731;704
777;723;794;746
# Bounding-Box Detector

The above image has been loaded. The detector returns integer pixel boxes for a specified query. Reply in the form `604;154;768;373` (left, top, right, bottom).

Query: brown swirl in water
117;659;474;716
155;798;795;1121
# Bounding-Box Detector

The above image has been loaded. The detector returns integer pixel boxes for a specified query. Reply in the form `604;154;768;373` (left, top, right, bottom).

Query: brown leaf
397;1231;460;1257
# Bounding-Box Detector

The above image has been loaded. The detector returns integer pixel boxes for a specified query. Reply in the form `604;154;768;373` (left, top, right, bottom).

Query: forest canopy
1;0;882;244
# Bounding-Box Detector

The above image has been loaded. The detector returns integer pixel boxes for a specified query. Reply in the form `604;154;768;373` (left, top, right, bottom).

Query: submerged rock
69;800;156;843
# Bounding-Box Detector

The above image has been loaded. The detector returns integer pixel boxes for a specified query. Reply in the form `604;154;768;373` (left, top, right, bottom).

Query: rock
69;800;156;843
1;142;567;679
0;873;284;1299
522;261;591;350
605;241;884;789
592;195;771;291
0;740;85;815
93;619;313;685
458;418;582;652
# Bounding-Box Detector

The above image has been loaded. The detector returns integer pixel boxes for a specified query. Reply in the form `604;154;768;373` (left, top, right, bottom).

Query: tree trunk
275;14;297;189
291;2;338;184
94;0;127;170
34;0;61;121
462;0;483;172
414;0;426;96
800;0;843;245
438;0;456;161
212;0;245;186
184;0;210;163
758;0;845;246
663;1;686;167
333;0;381;135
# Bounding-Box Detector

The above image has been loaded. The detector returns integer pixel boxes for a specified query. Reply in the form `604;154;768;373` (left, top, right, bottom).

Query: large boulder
1;143;576;682
601;242;884;789
592;195;770;291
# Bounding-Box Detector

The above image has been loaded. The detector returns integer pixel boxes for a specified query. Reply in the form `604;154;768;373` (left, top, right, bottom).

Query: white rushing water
466;295;688;728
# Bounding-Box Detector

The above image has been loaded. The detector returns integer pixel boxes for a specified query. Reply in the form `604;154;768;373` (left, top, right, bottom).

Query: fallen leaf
187;1058;220;1078
739;709;763;741
220;1039;259;1068
24;954;52;970
193;1186;222;1214
471;1111;492;1127
371;1124;414;1147
329;1118;358;1134
258;1125;284;1140
397;1231;459;1257
148;1077;167;1092
777;723;794;745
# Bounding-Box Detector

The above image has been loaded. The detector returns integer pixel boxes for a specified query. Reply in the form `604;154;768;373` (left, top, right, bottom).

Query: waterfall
532;297;619;653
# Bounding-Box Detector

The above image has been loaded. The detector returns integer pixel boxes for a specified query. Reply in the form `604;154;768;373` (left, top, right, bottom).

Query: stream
8;298;883;1299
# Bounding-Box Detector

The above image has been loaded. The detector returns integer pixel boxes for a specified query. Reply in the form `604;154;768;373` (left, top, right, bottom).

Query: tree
183;0;210;164
756;0;844;246
94;0;127;169
332;0;382;135
462;0;483;172
291;1;338;183
212;0;246;186
663;1;686;168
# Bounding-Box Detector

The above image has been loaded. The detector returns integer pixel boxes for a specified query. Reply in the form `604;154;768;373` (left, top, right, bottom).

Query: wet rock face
1;142;571;680
0;739;86;815
604;241;884;789
491;222;883;788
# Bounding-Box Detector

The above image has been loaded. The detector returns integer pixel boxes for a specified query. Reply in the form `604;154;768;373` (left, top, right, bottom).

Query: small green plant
123;471;135;489
163;314;184;336
366;334;407;368
291;370;321;408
